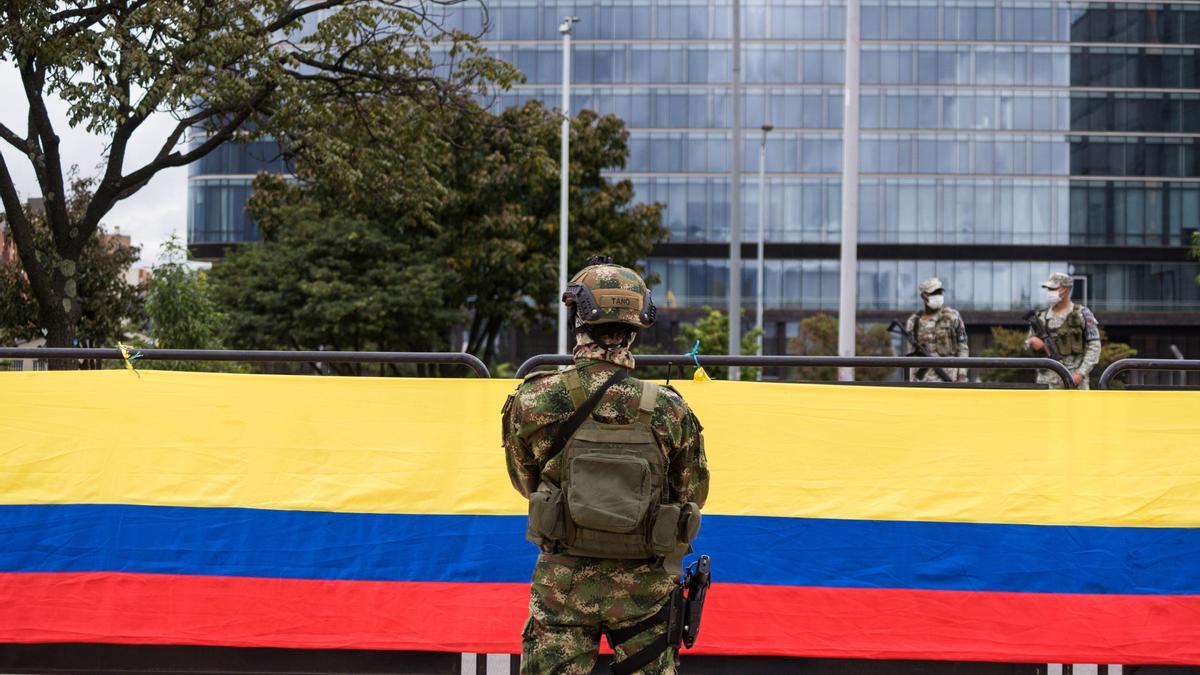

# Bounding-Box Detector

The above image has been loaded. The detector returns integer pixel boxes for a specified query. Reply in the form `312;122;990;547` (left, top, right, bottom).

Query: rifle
668;555;711;650
887;320;953;382
1023;310;1063;361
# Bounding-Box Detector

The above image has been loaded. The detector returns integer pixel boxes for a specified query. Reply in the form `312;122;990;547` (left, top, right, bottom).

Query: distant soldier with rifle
503;256;710;674
892;277;969;383
1025;272;1101;389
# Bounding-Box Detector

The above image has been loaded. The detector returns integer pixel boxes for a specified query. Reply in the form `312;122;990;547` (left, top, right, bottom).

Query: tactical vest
1048;305;1086;357
526;371;701;560
908;310;958;356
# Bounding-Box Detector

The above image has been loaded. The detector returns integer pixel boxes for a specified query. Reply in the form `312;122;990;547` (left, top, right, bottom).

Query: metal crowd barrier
1098;358;1200;390
514;354;1074;389
0;348;491;378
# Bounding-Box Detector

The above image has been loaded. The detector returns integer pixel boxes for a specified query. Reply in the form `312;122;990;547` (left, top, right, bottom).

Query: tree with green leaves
441;102;665;362
787;314;891;382
223;99;665;366
210;181;460;375
0;178;142;351
145;237;223;351
134;235;230;371
0;0;511;359
677;307;763;381
977;327;1032;383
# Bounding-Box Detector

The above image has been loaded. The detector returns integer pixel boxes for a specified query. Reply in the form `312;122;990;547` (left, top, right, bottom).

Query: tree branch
0;154;57;316
110;87;273;204
0;123;27;153
83;20;157;254
15;59;72;247
257;0;348;36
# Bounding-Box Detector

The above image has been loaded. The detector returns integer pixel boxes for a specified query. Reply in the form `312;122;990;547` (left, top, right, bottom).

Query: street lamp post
756;124;772;371
728;0;743;380
557;16;579;357
837;0;861;381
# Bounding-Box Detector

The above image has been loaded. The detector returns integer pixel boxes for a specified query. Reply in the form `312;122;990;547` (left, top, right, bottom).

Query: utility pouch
567;454;652;533
681;502;702;543
526;484;566;545
650;504;682;555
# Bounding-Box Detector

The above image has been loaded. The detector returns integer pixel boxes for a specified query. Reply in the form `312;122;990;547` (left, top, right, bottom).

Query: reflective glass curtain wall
187;137;290;249
188;2;1200;315
464;0;1200;314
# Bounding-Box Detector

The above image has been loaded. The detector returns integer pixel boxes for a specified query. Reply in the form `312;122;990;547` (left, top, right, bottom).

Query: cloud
0;62;187;267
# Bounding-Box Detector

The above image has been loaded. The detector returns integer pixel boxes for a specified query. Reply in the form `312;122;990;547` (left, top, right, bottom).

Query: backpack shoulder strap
544;370;628;468
560;367;586;408
638;382;660;422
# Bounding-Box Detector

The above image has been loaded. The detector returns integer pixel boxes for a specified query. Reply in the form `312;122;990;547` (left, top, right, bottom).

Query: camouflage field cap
1041;272;1074;289
563;255;656;328
918;277;944;294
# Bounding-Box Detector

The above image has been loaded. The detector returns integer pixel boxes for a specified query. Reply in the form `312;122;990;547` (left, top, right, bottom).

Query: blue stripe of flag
1;504;1197;595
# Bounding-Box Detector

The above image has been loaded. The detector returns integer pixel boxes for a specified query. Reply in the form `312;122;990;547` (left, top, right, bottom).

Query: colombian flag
1;370;1199;664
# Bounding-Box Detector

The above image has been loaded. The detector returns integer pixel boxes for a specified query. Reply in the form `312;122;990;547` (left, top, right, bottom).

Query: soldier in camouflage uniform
905;277;969;382
502;258;709;675
1026;272;1102;390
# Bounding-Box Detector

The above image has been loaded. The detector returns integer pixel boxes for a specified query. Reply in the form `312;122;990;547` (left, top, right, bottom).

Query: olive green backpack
526;370;700;560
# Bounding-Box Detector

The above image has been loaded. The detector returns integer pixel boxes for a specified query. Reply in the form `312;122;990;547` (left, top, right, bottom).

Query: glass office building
187;139;289;259
188;0;1200;357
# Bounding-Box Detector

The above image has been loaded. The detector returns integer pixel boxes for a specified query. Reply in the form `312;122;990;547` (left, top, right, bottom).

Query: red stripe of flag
2;572;1199;664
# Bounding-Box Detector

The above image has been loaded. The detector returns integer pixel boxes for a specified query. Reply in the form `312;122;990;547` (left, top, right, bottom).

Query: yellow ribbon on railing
116;342;142;379
688;340;712;383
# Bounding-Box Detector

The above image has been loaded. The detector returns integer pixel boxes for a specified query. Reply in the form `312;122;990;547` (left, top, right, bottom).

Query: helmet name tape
594;289;643;311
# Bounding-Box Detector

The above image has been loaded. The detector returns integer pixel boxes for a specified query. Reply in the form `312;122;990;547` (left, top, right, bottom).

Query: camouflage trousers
520;554;678;675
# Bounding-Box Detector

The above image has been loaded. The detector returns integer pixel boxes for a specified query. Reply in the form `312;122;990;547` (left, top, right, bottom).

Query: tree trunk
482;316;502;365
43;310;78;370
466;311;484;356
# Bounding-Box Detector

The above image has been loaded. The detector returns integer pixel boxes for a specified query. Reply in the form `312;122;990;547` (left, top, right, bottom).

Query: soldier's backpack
526;369;700;560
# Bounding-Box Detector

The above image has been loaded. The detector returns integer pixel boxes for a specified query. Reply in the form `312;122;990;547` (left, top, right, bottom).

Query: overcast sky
0;63;187;268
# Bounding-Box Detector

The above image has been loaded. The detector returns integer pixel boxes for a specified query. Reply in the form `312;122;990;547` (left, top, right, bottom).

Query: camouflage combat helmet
562;255;656;329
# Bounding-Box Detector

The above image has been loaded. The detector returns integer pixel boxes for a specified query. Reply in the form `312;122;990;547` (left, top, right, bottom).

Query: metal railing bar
514;354;1073;388
1098;358;1200;390
0;348;491;378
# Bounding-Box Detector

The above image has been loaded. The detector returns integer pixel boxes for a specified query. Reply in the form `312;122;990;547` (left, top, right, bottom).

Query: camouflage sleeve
955;312;969;358
1078;308;1102;377
502;391;538;498
664;396;710;509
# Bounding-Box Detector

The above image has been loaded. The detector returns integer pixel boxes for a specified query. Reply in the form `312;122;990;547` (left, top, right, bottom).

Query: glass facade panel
858;1;1200;44
647;258;1200;311
192;0;1200;319
188;179;258;244
189;140;291;177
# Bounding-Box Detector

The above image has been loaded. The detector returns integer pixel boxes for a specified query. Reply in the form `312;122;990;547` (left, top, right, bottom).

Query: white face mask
1044;288;1062;307
925;294;944;310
